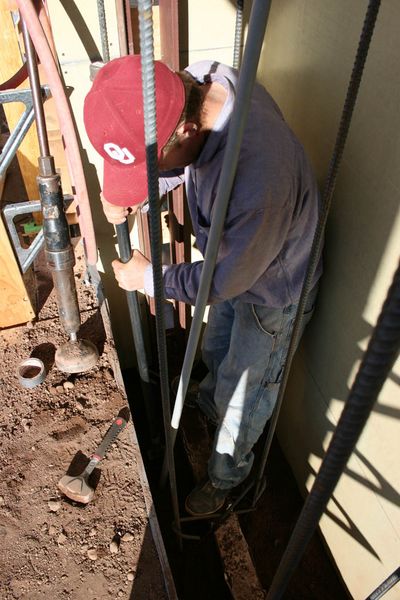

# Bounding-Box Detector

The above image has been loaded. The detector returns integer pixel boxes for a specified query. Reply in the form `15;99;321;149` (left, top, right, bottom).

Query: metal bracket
2;195;73;273
0;86;53;273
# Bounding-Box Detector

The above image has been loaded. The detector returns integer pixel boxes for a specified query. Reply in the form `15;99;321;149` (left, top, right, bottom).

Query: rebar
233;0;244;69
253;0;383;504
97;0;110;63
366;566;400;600
137;0;181;546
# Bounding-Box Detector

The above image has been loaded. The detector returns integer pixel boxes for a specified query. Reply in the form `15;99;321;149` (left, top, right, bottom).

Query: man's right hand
101;193;136;224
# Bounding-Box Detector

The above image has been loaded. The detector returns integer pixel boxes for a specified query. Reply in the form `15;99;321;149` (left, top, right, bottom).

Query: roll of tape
17;357;46;388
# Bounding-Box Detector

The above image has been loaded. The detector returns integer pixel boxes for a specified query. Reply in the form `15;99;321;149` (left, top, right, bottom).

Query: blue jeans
197;293;316;490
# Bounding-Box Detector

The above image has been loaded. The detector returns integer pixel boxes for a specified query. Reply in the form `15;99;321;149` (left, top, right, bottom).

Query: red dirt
0;249;169;599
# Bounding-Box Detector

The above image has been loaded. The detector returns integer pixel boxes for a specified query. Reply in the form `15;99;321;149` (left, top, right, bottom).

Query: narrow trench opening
122;364;232;600
122;348;348;600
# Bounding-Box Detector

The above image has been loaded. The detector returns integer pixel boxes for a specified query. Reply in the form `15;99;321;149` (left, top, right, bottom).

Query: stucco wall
256;2;400;599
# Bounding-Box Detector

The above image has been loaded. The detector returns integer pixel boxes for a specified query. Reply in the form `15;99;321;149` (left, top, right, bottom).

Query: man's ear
176;121;198;139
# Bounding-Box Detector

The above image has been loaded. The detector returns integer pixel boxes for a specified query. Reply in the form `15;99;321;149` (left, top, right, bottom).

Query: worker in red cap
84;55;321;517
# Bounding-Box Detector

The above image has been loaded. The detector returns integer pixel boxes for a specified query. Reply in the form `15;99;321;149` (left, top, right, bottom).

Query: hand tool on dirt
58;415;127;504
21;20;98;374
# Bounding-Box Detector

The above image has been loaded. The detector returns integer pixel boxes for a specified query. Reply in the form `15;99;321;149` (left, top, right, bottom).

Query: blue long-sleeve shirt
146;60;321;308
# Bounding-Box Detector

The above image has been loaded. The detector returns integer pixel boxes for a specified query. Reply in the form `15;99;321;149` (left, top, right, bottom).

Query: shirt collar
192;74;235;168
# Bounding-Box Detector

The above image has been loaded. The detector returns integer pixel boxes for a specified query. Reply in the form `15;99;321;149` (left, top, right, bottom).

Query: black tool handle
115;221;151;383
116;220;132;263
92;416;127;461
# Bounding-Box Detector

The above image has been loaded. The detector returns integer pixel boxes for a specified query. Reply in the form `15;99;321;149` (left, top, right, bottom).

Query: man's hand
112;249;150;291
101;193;137;224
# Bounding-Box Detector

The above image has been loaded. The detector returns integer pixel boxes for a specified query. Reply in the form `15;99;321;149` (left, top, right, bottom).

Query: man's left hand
112;249;150;291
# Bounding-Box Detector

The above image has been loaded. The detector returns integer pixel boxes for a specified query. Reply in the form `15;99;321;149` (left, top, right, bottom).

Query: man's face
158;141;193;171
158;122;205;171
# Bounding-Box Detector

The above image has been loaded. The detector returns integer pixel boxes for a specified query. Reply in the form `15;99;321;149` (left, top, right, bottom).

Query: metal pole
365;567;400;600
137;0;182;547
116;221;151;383
166;0;272;461
115;221;160;448
21;20;50;158
253;0;382;504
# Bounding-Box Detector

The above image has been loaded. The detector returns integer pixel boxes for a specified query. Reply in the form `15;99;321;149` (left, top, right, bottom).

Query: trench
122;345;347;600
122;364;232;600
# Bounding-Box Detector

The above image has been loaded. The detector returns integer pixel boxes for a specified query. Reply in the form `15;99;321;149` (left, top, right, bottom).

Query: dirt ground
239;438;348;600
0;248;170;600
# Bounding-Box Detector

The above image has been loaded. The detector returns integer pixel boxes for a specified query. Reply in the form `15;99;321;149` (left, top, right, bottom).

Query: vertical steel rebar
136;0;182;546
97;0;110;63
365;566;400;600
253;0;382;505
233;0;244;69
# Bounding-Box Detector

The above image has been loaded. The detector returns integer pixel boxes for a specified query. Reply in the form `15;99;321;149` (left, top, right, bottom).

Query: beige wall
257;2;399;599
180;0;239;66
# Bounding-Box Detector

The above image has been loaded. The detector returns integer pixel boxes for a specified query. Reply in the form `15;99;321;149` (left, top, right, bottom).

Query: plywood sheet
0;215;34;327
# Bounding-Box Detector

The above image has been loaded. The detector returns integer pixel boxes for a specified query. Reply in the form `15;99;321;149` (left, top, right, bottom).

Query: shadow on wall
280;261;399;563
279;138;400;558
255;0;400;565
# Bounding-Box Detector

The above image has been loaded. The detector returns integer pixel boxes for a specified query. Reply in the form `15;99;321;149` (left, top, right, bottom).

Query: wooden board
0;0;40;200
0;215;35;327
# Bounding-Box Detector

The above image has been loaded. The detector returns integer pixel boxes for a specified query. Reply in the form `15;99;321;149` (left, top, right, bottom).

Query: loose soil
0;248;169;600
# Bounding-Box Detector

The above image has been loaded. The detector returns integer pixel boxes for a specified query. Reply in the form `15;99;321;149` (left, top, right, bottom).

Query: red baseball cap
83;55;185;207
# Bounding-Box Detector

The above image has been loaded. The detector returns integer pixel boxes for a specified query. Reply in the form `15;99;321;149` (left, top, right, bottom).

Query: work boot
185;478;230;516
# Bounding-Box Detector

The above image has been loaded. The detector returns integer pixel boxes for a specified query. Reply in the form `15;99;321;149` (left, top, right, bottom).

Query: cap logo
104;142;135;164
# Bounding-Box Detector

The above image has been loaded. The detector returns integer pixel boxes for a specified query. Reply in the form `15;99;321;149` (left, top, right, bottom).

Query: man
84;54;321;517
